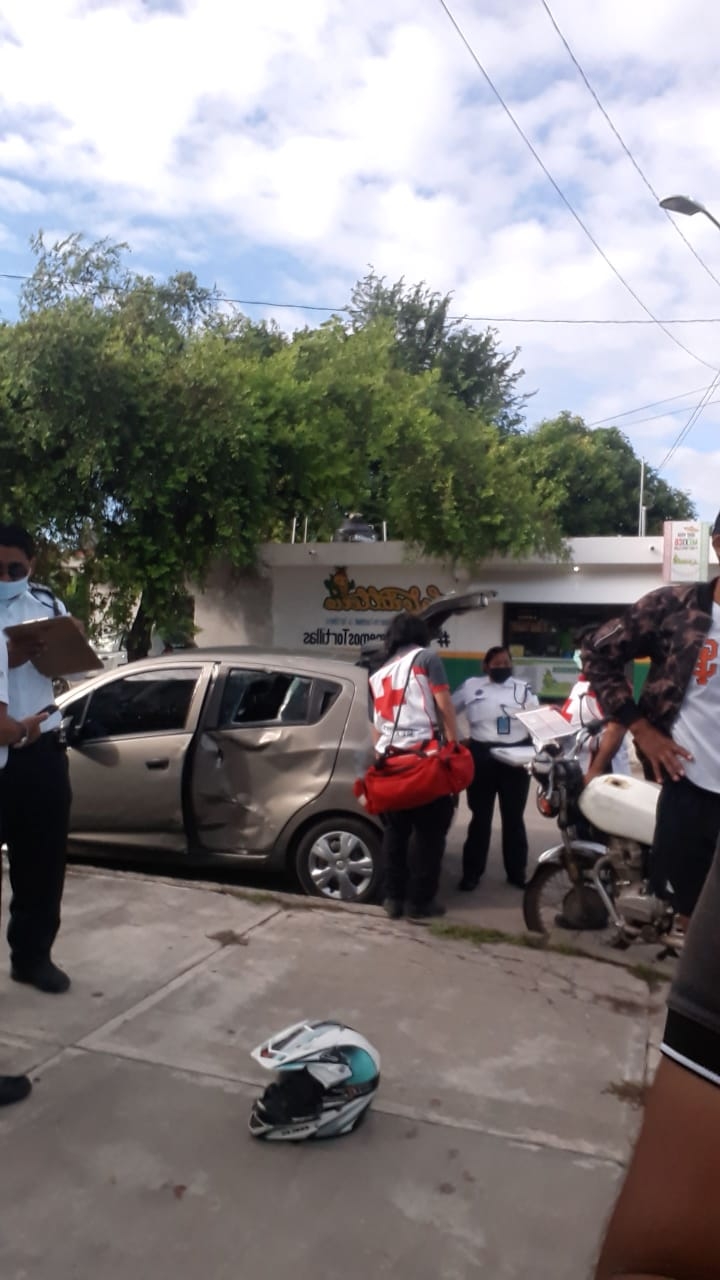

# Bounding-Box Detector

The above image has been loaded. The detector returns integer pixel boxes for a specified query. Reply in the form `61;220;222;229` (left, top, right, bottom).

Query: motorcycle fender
535;841;608;870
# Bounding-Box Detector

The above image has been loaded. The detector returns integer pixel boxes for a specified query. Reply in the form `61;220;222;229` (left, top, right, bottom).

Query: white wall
193;536;717;655
193;563;272;648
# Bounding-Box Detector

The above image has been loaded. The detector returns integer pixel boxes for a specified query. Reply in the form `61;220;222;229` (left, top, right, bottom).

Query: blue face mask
0;576;29;602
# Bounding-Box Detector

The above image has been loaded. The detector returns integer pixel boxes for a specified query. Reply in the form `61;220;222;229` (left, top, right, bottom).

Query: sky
0;0;719;521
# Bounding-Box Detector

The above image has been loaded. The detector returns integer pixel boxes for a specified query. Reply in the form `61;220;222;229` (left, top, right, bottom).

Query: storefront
503;602;621;701
193;524;715;703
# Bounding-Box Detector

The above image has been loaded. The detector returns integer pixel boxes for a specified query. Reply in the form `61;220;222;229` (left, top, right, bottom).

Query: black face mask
488;666;513;684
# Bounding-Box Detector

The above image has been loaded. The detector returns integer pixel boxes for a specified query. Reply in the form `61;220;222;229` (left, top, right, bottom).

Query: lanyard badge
496;706;511;736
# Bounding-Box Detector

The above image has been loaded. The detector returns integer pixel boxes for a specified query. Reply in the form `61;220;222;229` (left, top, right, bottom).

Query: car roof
102;647;365;681
187;646;361;673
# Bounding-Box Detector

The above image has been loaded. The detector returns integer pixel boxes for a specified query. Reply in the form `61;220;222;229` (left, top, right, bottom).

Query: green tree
515;413;695;536
241;317;561;562
0;235;567;659
347;271;528;432
2;236;278;656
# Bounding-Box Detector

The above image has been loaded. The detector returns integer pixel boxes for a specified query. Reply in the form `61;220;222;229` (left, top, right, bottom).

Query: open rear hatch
356;589;496;674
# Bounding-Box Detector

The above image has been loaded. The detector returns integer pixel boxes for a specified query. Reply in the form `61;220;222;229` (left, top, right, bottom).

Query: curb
66;861;674;985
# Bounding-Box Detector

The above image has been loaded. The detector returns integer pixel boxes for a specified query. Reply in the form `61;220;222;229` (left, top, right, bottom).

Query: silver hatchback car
58;650;383;902
57;590;491;903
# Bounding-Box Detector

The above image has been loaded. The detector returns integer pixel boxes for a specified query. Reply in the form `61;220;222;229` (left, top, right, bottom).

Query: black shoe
0;1075;31;1107
11;959;71;995
406;901;447;922
506;876;527;890
457;877;479;892
383;899;404;920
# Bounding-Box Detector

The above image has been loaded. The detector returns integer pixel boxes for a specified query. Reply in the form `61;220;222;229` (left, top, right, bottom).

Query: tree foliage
348;271;528;432
0;236;694;658
514;413;696;536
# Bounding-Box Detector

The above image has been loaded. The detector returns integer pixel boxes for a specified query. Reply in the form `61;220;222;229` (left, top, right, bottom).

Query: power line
435;0;720;373
214;303;720;325
593;395;720;431
4;271;720;327
539;0;720;291
656;374;720;472
587;385;709;426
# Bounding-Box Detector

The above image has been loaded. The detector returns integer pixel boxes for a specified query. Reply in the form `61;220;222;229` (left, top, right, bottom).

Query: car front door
190;665;353;854
64;663;212;852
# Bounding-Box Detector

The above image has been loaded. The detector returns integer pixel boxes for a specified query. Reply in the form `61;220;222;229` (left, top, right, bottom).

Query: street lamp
659;194;720;234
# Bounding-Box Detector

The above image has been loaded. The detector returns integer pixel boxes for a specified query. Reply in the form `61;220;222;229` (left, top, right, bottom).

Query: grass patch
429;920;593;958
220;888;286;907
429;922;668;990
429;920;596;957
429;923;517;947
627;962;671;993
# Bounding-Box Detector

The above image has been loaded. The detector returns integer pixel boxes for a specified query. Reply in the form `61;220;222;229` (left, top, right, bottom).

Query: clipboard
4;616;104;678
514;706;579;746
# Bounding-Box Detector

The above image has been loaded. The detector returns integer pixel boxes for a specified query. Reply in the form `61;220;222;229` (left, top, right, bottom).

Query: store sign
298;567;445;649
513;660;579;701
663;521;711;584
322;568;442;613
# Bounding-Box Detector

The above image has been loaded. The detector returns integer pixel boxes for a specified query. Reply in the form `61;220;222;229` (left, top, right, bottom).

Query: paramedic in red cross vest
583;509;720;941
369;612;459;923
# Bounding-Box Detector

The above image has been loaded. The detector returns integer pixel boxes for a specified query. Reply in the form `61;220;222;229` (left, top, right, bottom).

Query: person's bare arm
585;722;629;783
0;704;47;746
595;1055;720;1279
630;717;692;784
434;688;458;744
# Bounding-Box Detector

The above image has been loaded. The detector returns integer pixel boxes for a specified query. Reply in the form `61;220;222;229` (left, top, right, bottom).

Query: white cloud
668;448;720;519
0;0;719;517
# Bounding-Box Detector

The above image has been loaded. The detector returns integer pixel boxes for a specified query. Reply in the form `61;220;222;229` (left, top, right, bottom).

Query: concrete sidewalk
0;868;665;1280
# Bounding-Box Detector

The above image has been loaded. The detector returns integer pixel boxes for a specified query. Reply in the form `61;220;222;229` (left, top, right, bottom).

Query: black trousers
649;776;720;917
382;795;455;907
0;736;72;969
463;742;531;884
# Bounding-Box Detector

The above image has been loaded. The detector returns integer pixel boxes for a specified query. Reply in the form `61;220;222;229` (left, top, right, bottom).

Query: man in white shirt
0;524;77;994
452;647;539;890
0;629;48;1103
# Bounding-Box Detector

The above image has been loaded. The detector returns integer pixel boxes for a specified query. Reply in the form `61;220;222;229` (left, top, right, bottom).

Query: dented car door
65;662;212;852
190;664;354;854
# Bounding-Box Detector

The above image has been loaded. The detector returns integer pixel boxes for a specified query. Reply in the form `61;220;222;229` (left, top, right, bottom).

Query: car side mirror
61;715;81;747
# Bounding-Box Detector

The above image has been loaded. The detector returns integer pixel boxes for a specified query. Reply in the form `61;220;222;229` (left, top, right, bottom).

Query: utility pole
638;458;647;536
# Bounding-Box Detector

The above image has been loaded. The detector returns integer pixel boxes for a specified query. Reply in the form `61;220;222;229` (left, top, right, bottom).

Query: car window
81;668;201;739
218;670;341;728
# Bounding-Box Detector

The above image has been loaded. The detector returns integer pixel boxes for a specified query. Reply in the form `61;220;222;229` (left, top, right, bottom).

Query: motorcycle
491;717;677;951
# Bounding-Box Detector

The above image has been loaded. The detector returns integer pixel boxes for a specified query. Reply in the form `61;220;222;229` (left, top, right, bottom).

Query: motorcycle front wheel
523;862;610;936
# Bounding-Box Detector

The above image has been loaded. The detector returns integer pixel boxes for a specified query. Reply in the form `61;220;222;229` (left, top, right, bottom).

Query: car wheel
294;818;382;904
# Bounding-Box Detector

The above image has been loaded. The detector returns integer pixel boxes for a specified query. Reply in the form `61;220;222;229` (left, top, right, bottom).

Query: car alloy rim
307;830;375;900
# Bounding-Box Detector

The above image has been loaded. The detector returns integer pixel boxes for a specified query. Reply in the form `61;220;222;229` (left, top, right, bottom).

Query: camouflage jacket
582;579;718;735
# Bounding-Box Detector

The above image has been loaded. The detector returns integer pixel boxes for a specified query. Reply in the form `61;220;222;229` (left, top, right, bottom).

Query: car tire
294;818;382;904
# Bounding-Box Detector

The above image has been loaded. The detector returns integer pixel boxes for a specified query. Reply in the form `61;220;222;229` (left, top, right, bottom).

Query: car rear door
64;662;212;852
190;663;353;854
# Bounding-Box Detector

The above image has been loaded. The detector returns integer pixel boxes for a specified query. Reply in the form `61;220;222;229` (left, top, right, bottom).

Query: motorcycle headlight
536;786;560;818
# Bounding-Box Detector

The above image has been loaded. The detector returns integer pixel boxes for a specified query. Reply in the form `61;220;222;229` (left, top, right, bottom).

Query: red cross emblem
375;674;406;720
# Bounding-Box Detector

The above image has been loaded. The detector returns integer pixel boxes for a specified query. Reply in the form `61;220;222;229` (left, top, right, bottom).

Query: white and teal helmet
249;1020;381;1141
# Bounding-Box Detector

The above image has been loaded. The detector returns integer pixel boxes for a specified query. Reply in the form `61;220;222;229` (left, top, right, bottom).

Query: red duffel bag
354;739;474;815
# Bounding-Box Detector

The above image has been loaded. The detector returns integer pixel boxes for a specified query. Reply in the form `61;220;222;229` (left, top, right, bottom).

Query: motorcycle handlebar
529;717;609;779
